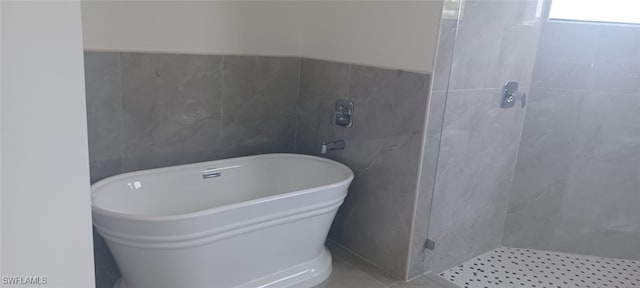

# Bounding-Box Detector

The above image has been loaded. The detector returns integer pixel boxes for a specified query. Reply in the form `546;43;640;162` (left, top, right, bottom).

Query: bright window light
549;0;640;25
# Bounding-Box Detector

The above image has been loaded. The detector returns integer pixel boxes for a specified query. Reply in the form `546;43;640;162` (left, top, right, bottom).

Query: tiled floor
439;246;640;288
318;241;449;288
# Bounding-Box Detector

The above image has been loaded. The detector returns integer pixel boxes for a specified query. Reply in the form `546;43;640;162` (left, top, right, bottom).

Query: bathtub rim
91;153;354;222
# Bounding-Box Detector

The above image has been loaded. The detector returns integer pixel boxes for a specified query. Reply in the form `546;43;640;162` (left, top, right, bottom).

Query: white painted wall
81;0;443;72
300;1;442;72
81;1;306;57
1;1;96;287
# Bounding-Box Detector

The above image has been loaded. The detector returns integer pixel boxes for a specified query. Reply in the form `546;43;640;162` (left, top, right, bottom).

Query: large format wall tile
295;58;431;279
221;56;300;157
506;88;640;260
535;22;599;64
84;52;124;182
86;52;302;177
346;65;429;140
447;0;540;90
505;22;640;260
503;88;585;248
120;53;223;171
296;58;349;155
506;88;584;210
423;89;525;273
332;132;426;279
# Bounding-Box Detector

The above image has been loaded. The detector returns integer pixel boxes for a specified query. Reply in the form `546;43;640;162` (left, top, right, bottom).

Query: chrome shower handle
502;81;527;108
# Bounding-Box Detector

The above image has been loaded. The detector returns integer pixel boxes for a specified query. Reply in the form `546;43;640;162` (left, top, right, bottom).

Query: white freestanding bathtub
91;154;353;288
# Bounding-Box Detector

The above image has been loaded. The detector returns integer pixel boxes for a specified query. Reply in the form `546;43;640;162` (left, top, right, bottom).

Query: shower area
417;0;640;287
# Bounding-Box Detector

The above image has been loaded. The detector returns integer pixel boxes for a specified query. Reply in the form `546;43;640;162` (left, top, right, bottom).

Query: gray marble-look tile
93;229;121;288
506;146;640;261
296;58;349;155
572;91;640;159
503;178;570;250
326;240;398;286
594;24;640;66
424;88;525;273
446;0;506;90
331;132;425;279
221;56;300;157
446;0;541;90
121;149;222;174
95;265;120;288
588;62;640;94
548;91;640;260
89;158;123;184
437;89;525;166
425;151;516;273
495;21;542;89
119;52;223;171
346;65;430;141
558;147;640;260
535;21;600;65
505;21;640;261
84;51;123;163
506;88;584;211
294;60;431;280
530;61;592;90
592;24;640;65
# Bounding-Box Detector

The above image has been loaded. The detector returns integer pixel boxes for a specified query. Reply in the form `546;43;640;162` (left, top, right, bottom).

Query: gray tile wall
85;52;301;288
410;0;543;275
503;21;640;260
85;52;300;183
85;52;431;284
295;58;431;279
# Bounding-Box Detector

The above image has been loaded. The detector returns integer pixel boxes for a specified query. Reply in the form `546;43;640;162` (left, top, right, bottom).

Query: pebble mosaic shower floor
439;247;640;288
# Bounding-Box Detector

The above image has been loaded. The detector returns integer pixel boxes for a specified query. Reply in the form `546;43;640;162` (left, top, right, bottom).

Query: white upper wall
1;1;95;286
300;1;442;72
81;1;306;57
81;0;443;73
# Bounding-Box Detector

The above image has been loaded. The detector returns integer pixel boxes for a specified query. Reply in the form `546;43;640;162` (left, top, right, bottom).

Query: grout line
327;239;401;285
529;86;640;95
301;56;431;75
117;52;126;173
293;57;302;152
220;56;225;154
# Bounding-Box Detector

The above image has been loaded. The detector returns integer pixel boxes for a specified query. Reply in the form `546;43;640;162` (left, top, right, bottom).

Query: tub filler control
320;140;346;154
333;99;354;127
